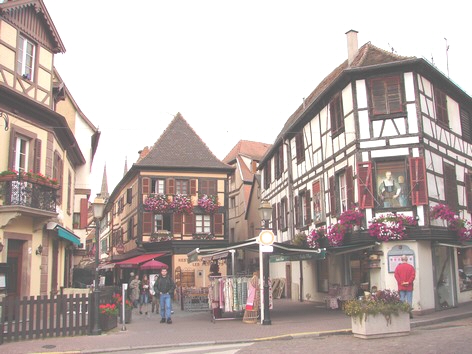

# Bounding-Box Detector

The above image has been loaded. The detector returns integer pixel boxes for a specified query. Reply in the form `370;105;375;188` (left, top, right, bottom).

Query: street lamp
91;195;106;336
258;200;273;325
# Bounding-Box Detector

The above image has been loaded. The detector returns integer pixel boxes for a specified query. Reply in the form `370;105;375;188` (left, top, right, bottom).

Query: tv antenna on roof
444;38;450;78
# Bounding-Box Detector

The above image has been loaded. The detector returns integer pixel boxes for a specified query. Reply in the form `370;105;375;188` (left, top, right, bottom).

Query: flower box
99;314;117;331
351;311;410;339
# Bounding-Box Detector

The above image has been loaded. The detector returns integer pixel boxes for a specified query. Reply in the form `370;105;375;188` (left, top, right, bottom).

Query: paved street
1;299;471;354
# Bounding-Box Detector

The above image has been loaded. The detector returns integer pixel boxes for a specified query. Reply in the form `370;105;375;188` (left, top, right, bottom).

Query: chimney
346;30;359;67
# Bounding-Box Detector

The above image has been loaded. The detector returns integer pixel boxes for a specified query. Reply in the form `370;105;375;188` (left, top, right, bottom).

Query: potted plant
171;194;193;214
98;302;118;331
113;293;133;324
198;194;219;213
343;289;411;339
368;213;418;241
143;194;171;213
431;204;472;242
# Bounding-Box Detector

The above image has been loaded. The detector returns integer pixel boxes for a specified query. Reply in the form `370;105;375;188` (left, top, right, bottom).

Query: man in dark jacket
153;268;175;324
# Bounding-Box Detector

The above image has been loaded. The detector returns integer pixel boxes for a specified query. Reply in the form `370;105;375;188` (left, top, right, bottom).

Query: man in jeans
394;255;416;318
154;268;175;324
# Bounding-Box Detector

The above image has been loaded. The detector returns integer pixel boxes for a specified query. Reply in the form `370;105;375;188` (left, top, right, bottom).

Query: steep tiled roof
135;113;232;171
237;155;253;183
223;140;271;164
274;42;415;145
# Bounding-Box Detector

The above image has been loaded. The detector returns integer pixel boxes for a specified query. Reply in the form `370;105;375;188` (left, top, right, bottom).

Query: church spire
100;164;109;199
124;156;128;176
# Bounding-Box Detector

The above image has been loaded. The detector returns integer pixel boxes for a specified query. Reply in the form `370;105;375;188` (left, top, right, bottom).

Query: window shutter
305;190;312;225
371;76;402;115
8;126;16;170
409;157;428;206
173;213;182;234
460;108;472;143
277;202;281;230
167;178;175;195
294;195;299;227
183;214;194;235
79;198;88;229
33;139;41;173
434;87;449;127
214;213;223;235
357;162;374;209
466;173;472;213
272;204;277;234
142;177;150;195
143;212;152;234
329;176;336;216
346;166;354;209
443;162;458;212
190;179;197;195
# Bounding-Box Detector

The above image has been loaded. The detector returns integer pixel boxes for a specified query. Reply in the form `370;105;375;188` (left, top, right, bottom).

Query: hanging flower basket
368;213;418;241
143;194;171;213
431;204;472;242
198;194;219;213
171;194;193;214
306;228;325;248
339;208;364;230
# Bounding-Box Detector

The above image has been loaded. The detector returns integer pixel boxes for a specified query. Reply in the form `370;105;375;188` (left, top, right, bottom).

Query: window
295;190;311;228
175;179;189;195
151;179;165;194
312;179;325;224
295;131;305;163
329;166;353;216
126;218;133;242
230;196;236;209
14;136;29;173
280;197;287;230
199;179;217;196
460;108;472;143
375;160;410;209
443;162;458;212
465;172;472;213
275;145;284;179
357;162;374;209
369;76;403;116
154;214;171;232
458;248;472;292
264;159;271;189
195;214;211;233
17;35;35;80
330;93;344;135
434;87;449;127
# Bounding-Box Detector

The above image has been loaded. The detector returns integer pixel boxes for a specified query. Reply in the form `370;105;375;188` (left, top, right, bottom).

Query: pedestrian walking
139;274;151;315
129;274;141;308
150;274;159;314
154;268;175;324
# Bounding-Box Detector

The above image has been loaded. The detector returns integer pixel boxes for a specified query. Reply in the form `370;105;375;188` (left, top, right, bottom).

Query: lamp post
258;200;273;325
91;195;106;336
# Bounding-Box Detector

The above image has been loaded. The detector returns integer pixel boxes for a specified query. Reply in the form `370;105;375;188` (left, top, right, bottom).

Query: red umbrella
139;259;168;270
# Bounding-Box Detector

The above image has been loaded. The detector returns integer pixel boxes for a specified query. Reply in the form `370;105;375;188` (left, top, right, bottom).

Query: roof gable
136;113;232;171
0;0;65;53
223;140;271;164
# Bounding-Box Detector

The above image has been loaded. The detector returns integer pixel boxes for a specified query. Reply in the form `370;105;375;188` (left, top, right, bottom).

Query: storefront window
458;248;472;292
375;160;410;209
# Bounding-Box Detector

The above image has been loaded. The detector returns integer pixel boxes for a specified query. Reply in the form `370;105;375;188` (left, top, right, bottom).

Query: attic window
17;35;36;81
369;76;403;116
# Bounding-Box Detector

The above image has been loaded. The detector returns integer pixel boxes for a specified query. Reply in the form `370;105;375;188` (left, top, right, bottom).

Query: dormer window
17;35;36;81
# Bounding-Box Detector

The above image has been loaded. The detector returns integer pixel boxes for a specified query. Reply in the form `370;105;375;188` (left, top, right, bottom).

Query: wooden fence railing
0;294;91;344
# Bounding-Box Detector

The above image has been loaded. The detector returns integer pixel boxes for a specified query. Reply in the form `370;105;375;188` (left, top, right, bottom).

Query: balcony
0;177;58;213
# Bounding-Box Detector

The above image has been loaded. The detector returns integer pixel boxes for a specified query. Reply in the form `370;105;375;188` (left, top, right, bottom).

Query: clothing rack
208;275;251;322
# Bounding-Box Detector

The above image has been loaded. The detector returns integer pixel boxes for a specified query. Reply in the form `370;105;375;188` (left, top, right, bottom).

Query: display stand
208;275;251;322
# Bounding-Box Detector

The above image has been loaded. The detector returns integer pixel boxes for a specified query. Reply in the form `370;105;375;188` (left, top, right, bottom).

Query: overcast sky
43;0;471;197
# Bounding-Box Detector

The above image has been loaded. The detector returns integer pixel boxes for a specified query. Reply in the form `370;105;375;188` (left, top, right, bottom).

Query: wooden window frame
434;87;449;128
369;75;404;116
175;179;189;195
199;179;217;196
443;162;458;212
295;131;305;164
17;35;36;81
312;179;325;224
460;107;472;143
330;93;344;136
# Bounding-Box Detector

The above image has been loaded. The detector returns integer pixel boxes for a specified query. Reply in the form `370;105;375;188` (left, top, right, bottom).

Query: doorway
433;245;456;309
6;239;24;298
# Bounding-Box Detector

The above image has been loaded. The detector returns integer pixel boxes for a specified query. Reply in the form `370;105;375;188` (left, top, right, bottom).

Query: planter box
99;314;117;332
351;312;410;339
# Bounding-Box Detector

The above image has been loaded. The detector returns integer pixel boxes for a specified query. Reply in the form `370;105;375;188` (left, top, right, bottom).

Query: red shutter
329;175;336;216
79;198;88;229
346;166;354;209
143;212;153;234
190;179;197;195
167;178;175;195
409;157;428;205
183;214;194;235
466;173;472;213
142;178;150;195
357;162;374;209
214;213;223;235
34;139;42;173
173;213;182;234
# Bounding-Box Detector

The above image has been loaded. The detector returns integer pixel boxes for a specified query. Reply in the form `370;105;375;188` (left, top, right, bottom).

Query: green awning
57;226;80;245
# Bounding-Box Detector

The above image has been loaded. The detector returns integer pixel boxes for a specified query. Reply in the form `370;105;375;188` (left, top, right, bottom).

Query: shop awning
115;252;166;268
327;243;377;256
98;262;115;270
47;222;81;245
200;250;232;262
436;242;472;249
